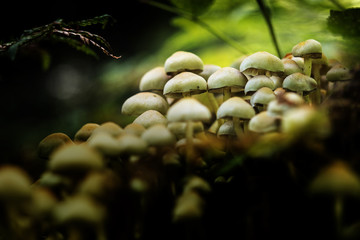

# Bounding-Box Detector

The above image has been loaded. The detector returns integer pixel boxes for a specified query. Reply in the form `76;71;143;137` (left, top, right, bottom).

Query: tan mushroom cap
250;87;276;107
309;161;360;196
240;51;284;76
282;58;303;76
38;133;74;159
217;97;255;120
0;166;32;201
87;132;122;157
123;123;146;136
244;75;275;95
282;72;317;94
74;123;100;143
121;92;169;116
207;67;247;93
133;110;167;128
326;63;352;82
141;124;176;147
164;51;204;75
139;66;170;92
199;64;221;80
48;144;104;173
117;133;148;155
163;72;207;98
248;111;278;133
167;97;212;123
292;39;322;59
91;121;123;138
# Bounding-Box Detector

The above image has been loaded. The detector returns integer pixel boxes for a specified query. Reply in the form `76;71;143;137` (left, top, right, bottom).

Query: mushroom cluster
1;39;359;240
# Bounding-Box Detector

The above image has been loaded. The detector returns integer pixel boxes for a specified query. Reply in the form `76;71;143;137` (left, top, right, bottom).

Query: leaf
170;0;215;16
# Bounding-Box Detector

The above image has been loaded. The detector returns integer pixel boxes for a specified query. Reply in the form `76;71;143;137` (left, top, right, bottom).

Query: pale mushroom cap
309;161;360;196
91;121;124;138
53;195;105;225
163;72;207;98
291;39;322;59
217;97;255;120
239;51;284;76
267;92;305;117
164;51;204;75
249;111;278;133
168;121;204;139
117;134;148;155
48;144;104;173
282;58;303;76
282;72;317;93
124;123;146;136
141;124;176;147
173;191;204;222
250;87;276;107
87;132;122;157
326;63;352;82
207;67;247;93
74;123;100;143
199;64;221;80
121;92;169;116
167;98;212;122
244;75;275;95
0;166;32;200
133;110;168;128
217;120;237;136
139;66;170;92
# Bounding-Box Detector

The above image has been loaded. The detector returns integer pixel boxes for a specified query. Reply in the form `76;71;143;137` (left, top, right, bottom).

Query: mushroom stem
312;63;322;105
233;117;242;138
303;58;312;76
208;92;223;132
334;195;343;237
223;87;231;101
185;120;194;165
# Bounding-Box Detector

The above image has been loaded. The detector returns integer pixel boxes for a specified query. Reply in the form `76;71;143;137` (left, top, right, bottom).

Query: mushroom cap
167;97;212;122
163;72;207;98
217;120;237;136
121;92;169;116
0;166;32;201
141;124;176;147
91;121;124;138
248;111;278;133
48;144;104;173
267;92;304;117
74;123;100;143
326;63;352;82
291;39;322;59
53;195;105;226
250;87;276;107
38;133;74;159
244;75;275;95
87;132;122;157
282;72;317;93
282;58;303;76
133;110;168;128
164;51;204;75
168;121;204;139
207;67;247;93
309;161;360;197
198;64;221;80
139;66;170;92
123;123;146;136
239;51;284;76
217;97;255;120
117;134;148;155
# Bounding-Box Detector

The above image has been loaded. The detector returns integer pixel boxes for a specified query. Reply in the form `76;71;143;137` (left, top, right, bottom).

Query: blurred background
1;0;360;178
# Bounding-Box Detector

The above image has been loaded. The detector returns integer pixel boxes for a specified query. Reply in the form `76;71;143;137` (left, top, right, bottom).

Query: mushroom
91;121;124;138
167;98;211;166
250;87;276;112
309;161;360;236
164;51;204;76
133;110;168;128
167;121;204;140
248;111;279;133
38;132;73;160
267;92;304;117
141;124;176;148
239;51;284;77
291;39;322;76
244;75;275;96
139;66;170;95
163;72;207;98
123;123;146;137
198;64;221;80
207;67;247;101
121;92;169;116
282;72;317;100
74;123;100;143
217;97;255;136
282;58;303;76
326;63;352;93
87;131;123;158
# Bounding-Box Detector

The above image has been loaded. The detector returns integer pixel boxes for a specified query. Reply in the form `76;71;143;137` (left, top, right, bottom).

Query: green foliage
170;0;215;16
328;8;360;38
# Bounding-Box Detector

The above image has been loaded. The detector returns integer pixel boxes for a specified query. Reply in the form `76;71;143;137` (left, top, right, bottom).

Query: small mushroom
240;51;284;77
163;72;207;98
282;72;317;99
38;133;73;160
292;39;322;76
244;75;275;96
250;87;276;112
139;66;170;95
164;51;204;76
74;123;100;143
121;92;169;116
133;110;168;128
248;111;279;133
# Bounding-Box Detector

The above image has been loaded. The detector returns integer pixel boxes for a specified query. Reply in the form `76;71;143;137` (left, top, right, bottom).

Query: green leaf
170;0;215;16
327;8;360;38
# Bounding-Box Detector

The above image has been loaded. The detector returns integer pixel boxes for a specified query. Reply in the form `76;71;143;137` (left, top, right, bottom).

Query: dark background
0;0;177;177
